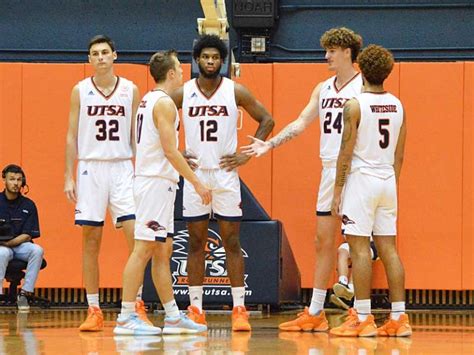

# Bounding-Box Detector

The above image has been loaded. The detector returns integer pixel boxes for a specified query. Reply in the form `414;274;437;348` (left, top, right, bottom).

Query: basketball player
114;50;211;335
330;44;410;337
242;27;362;331
64;35;142;331
330;239;378;310
171;34;274;331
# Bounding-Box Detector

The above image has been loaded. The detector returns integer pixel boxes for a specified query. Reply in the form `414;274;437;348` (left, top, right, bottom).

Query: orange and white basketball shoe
377;314;412;337
278;307;329;332
329;310;377;337
79;306;104;331
135;300;153;325
232;306;251;331
187;305;207;326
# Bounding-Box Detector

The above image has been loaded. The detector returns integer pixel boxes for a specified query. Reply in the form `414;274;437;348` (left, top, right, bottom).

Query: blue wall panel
0;0;472;62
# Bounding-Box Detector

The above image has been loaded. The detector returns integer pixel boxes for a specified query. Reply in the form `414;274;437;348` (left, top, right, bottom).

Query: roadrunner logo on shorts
342;215;356;225
171;229;249;289
146;220;166;232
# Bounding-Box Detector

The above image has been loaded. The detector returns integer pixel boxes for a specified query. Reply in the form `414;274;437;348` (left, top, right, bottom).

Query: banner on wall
143;179;301;306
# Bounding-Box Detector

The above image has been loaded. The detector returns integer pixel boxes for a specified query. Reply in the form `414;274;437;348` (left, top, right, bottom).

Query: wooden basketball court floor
0;308;472;354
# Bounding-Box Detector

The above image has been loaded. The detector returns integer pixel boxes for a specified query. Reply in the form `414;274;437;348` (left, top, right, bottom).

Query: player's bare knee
188;236;207;255
222;235;241;255
83;236;101;254
315;233;333;252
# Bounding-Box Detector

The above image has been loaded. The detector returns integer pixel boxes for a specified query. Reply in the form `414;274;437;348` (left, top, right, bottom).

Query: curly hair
357;45;394;85
320;27;362;62
149;50;178;83
193;34;228;61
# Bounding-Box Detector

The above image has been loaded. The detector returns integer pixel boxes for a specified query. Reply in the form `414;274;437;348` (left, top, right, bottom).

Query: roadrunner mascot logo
171;229;249;288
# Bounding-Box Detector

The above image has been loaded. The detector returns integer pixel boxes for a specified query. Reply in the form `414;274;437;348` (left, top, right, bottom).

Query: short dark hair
192;35;228;61
357;45;394;85
2;164;26;188
88;35;116;53
149;50;178;83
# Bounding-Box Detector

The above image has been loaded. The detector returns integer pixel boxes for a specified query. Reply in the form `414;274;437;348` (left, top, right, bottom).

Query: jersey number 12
200;120;218;142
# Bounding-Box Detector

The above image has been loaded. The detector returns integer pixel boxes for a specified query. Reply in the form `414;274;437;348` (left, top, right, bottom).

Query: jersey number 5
378;119;390;149
96;119;119;141
200;120;218;142
323;112;342;134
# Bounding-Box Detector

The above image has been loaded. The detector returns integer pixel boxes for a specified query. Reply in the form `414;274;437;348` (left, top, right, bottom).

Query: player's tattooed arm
241;82;321;157
268;82;322;149
332;99;360;216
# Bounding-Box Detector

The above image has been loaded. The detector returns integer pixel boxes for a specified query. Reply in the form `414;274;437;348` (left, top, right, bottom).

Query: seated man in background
0;164;44;311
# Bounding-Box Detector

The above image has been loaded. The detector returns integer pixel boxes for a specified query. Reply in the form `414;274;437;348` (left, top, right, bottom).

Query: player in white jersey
64;35;141;331
114;50;211;335
242;27;363;331
171;35;274;331
330;45;410;337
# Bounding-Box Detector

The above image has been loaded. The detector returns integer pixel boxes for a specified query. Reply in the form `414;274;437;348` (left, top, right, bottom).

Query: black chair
1;258;49;307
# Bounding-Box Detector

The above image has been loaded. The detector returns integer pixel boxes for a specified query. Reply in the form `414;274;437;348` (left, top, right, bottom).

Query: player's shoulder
76;77;91;89
154;93;176;110
117;76;134;85
117;76;136;90
321;75;337;89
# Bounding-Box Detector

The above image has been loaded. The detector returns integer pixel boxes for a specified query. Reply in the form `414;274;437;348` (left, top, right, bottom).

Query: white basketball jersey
134;90;179;182
77;77;134;160
319;73;362;163
182;77;239;169
351;92;404;177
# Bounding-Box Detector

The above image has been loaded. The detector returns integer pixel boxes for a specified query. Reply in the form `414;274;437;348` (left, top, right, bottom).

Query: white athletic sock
188;286;203;312
338;276;349;285
308;288;326;315
232;287;245;308
391;301;406;320
120;301;135;318
136;285;143;301
354;299;371;321
348;283;354;292
86;293;100;308
163;299;180;318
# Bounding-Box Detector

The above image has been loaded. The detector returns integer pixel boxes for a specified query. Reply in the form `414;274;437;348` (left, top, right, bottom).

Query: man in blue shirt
0;164;43;310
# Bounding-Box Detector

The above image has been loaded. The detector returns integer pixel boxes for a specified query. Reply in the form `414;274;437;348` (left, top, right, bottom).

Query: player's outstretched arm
394;110;407;183
154;98;211;205
332;98;360;217
64;85;80;202
241;82;322;157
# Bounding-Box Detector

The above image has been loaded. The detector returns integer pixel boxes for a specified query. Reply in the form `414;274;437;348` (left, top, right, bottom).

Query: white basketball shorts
183;168;242;221
134;176;177;242
316;166;336;216
341;169;397;237
75;160;135;227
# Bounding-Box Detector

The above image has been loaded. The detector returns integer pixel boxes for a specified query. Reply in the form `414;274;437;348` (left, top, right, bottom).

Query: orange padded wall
0;61;471;290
